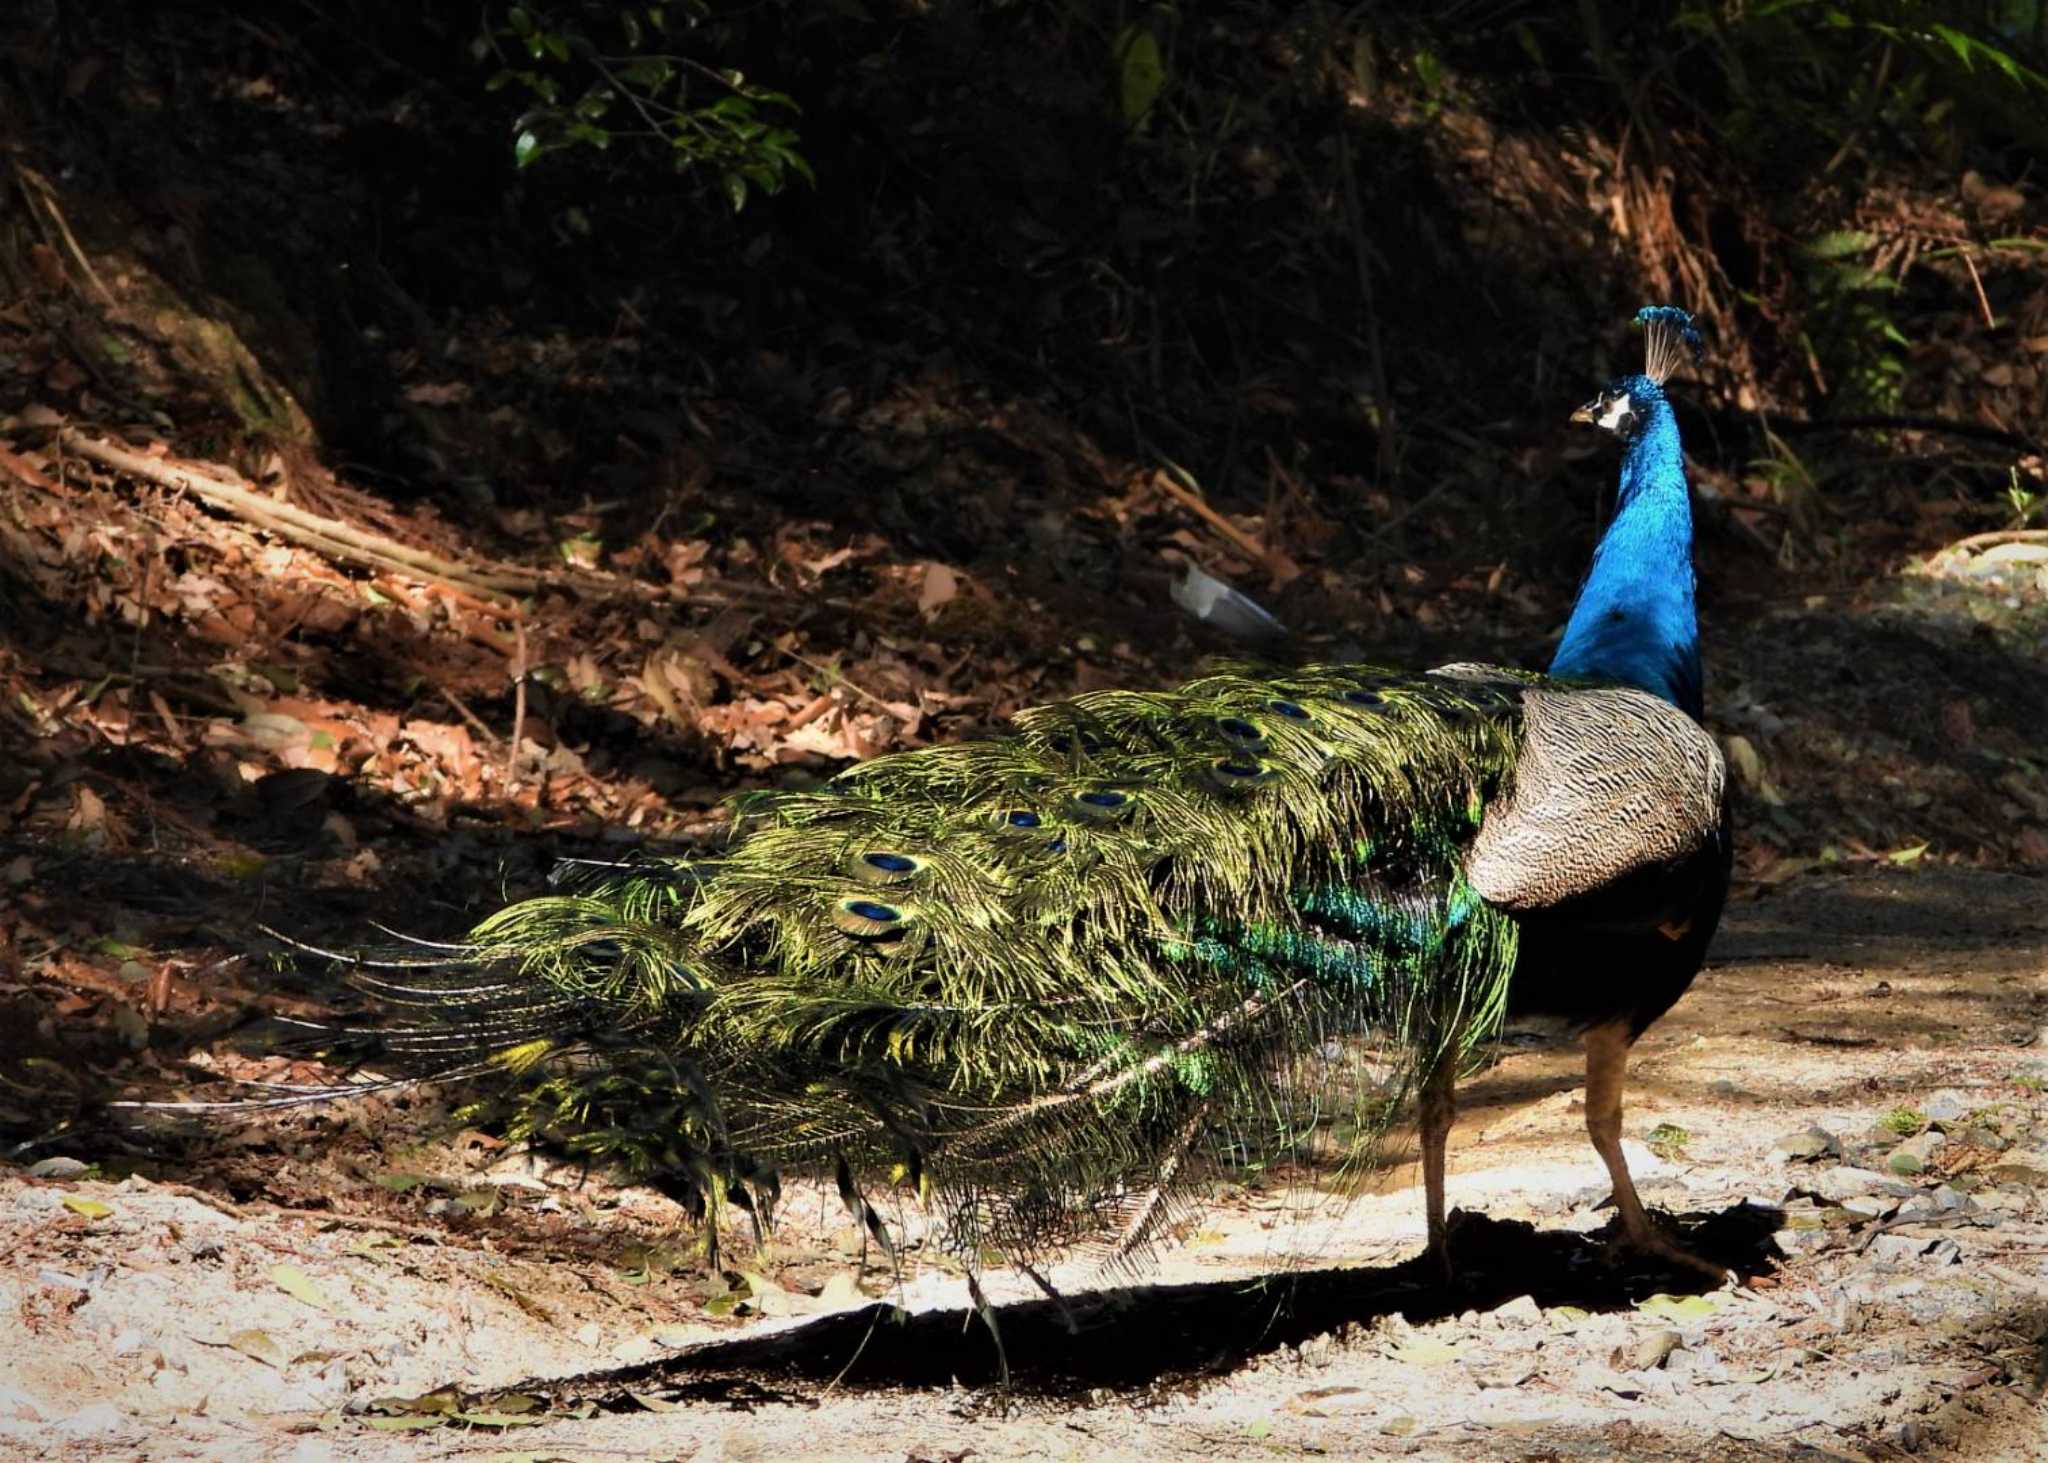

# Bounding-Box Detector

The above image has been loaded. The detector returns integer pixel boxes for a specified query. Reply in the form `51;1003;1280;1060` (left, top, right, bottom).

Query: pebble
1493;1294;1543;1327
1922;1091;1971;1125
1888;1131;1946;1176
1616;1329;1683;1370
1814;1166;1915;1201
1774;1225;1832;1257
1866;1233;1926;1265
1926;1238;1963;1265
50;1404;125;1440
1769;1125;1839;1162
26;1157;90;1179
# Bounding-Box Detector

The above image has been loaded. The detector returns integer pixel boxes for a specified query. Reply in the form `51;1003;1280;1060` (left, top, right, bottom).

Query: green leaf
1116;28;1165;126
1637;1292;1723;1322
1804;230;1876;260
514;130;542;168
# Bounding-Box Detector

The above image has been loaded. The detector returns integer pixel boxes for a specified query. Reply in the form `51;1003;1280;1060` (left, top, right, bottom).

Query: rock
1841;1196;1895;1219
1987;1161;2048;1187
1888;1132;1945;1176
1867;1233;1926;1265
1930;1185;1976;1214
50;1404;125;1440
1773;1225;1833;1257
26;1157;90;1179
1814;1166;1915;1202
1615;1329;1683;1371
1926;1239;1962;1266
1472;1363;1537;1389
1923;1091;1971;1125
1965;1126;2011;1153
1494;1294;1542;1327
1769;1125;1839;1163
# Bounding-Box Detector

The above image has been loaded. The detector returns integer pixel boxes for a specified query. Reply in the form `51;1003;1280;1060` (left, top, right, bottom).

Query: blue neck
1548;387;1703;719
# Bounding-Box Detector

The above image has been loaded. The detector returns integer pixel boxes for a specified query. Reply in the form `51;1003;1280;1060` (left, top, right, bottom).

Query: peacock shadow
516;1206;1784;1409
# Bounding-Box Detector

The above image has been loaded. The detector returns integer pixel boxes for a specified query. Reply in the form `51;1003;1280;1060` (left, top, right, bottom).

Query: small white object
1171;562;1285;641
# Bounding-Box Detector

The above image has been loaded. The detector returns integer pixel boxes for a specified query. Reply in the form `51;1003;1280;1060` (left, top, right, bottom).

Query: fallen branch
1149;464;1281;573
57;427;535;609
1935;528;2048;558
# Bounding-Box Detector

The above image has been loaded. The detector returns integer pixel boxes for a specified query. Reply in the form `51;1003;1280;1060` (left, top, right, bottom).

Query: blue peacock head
1571;305;1703;439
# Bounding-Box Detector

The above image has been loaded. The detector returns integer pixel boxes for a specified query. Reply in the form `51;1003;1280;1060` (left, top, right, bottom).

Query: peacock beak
1569;400;1598;425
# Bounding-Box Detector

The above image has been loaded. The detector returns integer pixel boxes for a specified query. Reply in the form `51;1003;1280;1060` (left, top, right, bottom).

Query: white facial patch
1597;394;1635;432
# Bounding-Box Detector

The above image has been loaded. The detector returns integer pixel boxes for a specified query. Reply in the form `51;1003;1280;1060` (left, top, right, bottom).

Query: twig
1960;248;1996;330
437;686;504;750
1780;1028;1877;1048
508;615;529;793
1937;528;2048;557
57;428;534;606
261;1205;453;1243
12;161;116;306
1149;464;1276;570
1854;1210;1994;1255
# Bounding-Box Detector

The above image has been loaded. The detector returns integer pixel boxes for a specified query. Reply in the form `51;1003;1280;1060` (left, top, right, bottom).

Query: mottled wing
1462;684;1725;911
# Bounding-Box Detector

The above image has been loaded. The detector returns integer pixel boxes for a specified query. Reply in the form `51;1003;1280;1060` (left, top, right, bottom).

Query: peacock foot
1423;1208;1479;1290
1609;1218;1729;1284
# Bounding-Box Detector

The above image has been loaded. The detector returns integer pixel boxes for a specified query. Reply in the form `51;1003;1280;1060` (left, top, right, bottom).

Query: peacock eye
1069;788;1135;822
831;896;913;939
1266;699;1311;720
1343;689;1386;709
851;850;927;885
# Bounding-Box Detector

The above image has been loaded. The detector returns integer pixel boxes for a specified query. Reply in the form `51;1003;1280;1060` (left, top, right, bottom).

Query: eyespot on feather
1207;756;1278;791
1266;698;1311;721
1068;788;1134;822
831;897;913;939
850;850;926;886
1341;689;1388;710
1214;716;1268;752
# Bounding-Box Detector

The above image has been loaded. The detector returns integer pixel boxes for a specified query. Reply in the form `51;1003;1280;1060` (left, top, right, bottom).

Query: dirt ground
5;862;2045;1461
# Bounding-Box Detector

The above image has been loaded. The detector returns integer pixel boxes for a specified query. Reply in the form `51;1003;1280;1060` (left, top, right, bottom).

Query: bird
165;305;1730;1292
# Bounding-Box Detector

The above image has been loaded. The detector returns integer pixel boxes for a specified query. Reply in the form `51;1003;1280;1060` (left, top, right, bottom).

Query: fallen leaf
1636;1292;1723;1322
918;561;959;616
228;1329;287;1368
61;1196;112;1220
269;1264;333;1312
1385;1334;1461;1366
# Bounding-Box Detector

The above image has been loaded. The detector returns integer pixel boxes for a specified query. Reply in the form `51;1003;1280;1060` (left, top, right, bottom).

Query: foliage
480;3;812;211
1880;1106;1925;1135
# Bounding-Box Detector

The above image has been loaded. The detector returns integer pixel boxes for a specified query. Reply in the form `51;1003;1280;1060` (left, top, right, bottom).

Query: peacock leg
1417;1052;1458;1282
1583;1019;1727;1281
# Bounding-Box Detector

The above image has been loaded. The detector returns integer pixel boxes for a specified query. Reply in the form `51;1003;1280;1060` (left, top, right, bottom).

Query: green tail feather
353;662;1537;1266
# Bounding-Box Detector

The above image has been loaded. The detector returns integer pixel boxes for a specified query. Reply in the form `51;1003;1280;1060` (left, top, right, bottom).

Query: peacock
174;305;1731;1292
